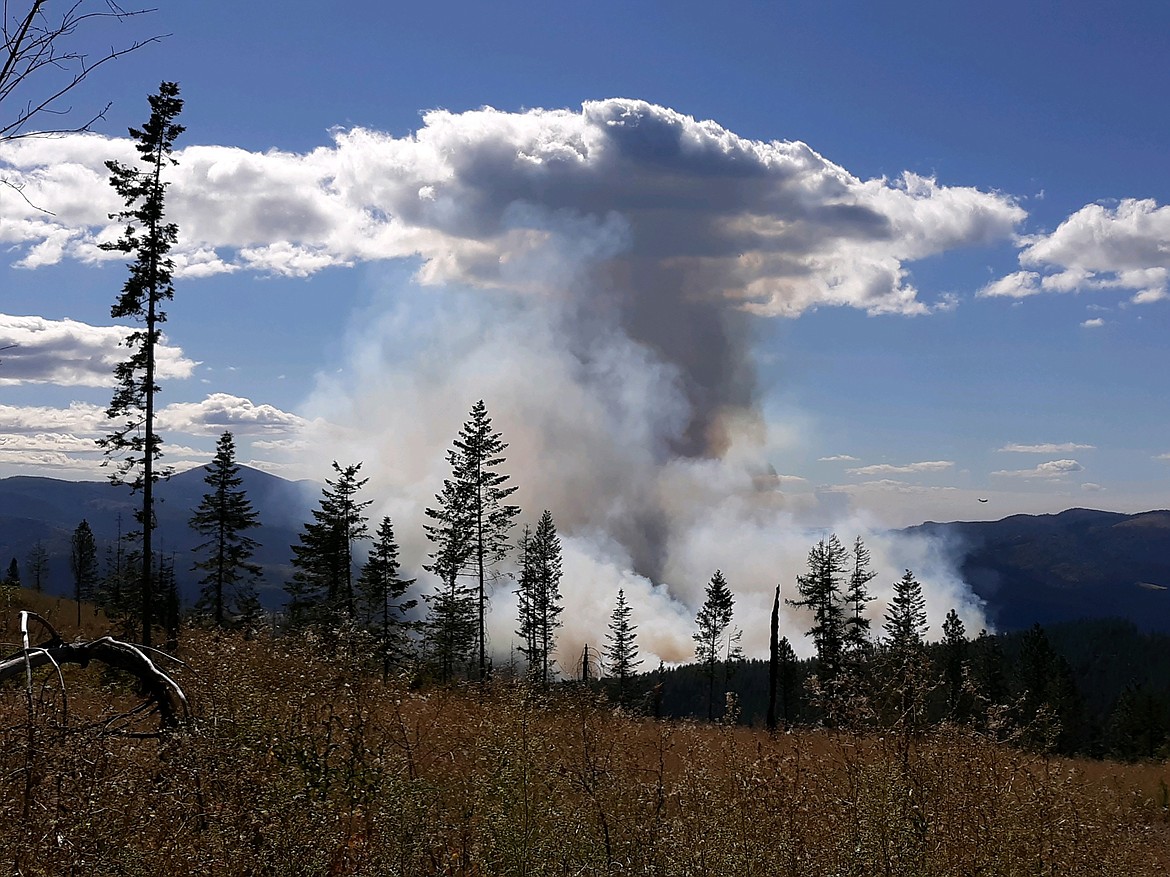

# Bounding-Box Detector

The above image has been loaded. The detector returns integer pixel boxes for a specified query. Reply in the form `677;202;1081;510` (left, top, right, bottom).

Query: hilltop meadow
1;591;1168;877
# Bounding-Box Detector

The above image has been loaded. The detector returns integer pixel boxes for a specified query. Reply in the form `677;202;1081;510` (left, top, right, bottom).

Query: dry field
2;591;1168;876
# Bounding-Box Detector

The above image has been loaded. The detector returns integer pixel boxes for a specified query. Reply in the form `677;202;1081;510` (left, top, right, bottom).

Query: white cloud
1;100;1024;317
0;401;107;433
818;454;859;462
0;314;196;386
157;393;309;436
1081;482;1105;492
1156;453;1170;461
983;199;1170;304
1081;317;1105;328
992;458;1084;479
846;460;954;476
997;442;1095;454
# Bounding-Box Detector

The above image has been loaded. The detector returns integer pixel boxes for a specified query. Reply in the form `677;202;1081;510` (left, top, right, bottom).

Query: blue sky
3;1;1170;654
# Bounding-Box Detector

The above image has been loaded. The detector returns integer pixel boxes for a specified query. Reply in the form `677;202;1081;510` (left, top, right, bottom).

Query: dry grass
1;594;1168;876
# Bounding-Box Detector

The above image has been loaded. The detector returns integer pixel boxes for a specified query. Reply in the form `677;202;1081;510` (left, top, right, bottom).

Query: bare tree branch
0;610;189;730
1;1;166;142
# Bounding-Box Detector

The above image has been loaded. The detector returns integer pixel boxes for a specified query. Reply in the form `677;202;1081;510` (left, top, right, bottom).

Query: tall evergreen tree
880;569;932;736
426;400;519;681
25;540;48;592
190;431;262;629
530;510;564;685
4;558;18;587
883;569;928;652
605;587;642;703
941;608;969;719
694;569;735;721
357;516;417;680
97;81;184;647
843;536;876;661
787;534;848;689
515;512;564;685
424;465;476;682
768;584;780;732
286;461;370;628
69;519;99;627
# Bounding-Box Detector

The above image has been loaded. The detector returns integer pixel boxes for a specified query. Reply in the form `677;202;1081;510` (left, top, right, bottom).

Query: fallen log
0;611;189;730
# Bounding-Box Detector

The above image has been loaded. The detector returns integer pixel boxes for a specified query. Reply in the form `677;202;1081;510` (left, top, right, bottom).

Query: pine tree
286;462;370;628
787;534;848;689
941;608;969;719
514;512;564;685
423;466;476;681
531;509;563;685
190;431;262;629
97;81;184;648
883;569;928;652
694;569;735;721
25;540;48;592
880;569;932;737
69;519;99;627
4;558;18;587
357;516;417;680
605;587;642;704
843;536;876;661
425;400;519;681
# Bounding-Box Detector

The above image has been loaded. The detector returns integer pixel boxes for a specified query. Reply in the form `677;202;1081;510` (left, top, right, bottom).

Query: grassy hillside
1;595;1168;876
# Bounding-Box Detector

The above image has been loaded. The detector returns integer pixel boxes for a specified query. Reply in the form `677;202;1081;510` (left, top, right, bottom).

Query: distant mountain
0;467;316;608
909;508;1170;633
4;473;1170;633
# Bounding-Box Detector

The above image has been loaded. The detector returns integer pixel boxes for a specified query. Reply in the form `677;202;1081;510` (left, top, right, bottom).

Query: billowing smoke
294;101;1006;666
3;99;1010;664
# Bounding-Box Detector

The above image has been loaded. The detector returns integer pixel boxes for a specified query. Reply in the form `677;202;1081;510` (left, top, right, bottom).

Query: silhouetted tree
286;461;370;628
69;519;98;626
843;536;876;662
694;569;735;721
25;540;47;592
604;587;642;704
98;81;184;647
788;534;848;697
517;512;561;692
426;400;519;681
190;431;261;629
941;608;969;720
884;569;928;651
357;516;417;680
4;558;18;587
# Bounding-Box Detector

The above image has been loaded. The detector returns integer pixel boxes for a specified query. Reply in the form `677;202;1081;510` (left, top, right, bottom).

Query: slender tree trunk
768;585;780;732
141;289;155;648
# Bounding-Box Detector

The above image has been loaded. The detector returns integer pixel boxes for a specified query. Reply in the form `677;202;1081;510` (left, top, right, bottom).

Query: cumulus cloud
846;460;954;476
982;199;1170;304
0;314;196;386
1081;318;1105;328
992;459;1084;479
157;393;309;436
818;454;859;462
2;100;1023;319
997;442;1095;454
0;401;107;433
